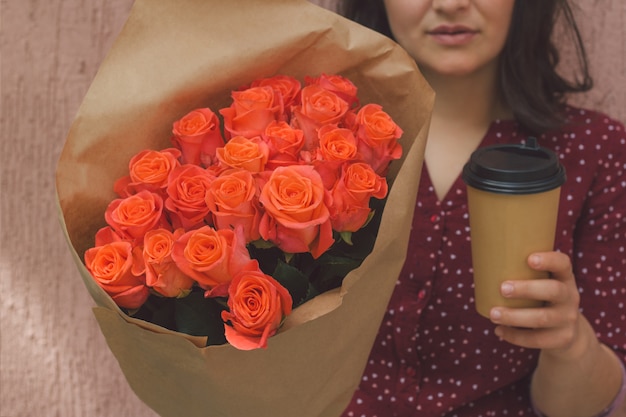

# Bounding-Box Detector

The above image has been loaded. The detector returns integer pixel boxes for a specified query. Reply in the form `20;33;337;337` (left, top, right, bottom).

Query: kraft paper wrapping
55;0;434;416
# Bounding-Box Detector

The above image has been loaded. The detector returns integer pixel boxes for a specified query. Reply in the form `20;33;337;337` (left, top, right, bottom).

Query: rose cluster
84;73;403;350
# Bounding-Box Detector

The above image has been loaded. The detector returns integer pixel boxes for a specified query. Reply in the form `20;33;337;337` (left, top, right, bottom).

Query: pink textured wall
0;1;624;416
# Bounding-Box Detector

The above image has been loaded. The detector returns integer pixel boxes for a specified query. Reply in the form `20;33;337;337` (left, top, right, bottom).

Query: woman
336;1;626;416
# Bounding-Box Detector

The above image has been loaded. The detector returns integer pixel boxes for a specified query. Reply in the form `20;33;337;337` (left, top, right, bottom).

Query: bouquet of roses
84;73;402;350
56;0;433;415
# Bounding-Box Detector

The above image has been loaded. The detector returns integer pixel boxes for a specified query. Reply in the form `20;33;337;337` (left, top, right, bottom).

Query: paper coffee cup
462;138;566;318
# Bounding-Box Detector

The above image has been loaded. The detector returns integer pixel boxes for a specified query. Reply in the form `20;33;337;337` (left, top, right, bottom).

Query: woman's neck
420;61;512;200
422;62;511;128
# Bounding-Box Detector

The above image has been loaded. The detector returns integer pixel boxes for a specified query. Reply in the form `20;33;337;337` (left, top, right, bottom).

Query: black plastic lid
462;137;566;194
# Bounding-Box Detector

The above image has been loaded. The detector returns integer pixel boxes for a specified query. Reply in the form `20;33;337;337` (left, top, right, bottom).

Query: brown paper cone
55;0;434;416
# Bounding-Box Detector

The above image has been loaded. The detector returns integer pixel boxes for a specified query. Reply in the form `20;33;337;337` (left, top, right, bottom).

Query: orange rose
165;164;215;230
93;226;119;246
221;269;292;350
219;86;283;139
216;136;269;173
171;108;225;166
317;125;358;162
206;169;261;242
262;121;305;169
250;74;302;109
310;125;360;189
292;84;349;151
354;103;403;174
171;226;257;297
84;241;148;309
258;165;334;258
114;148;181;198
330;162;388;232
305;73;359;108
104;190;167;242
143;228;194;298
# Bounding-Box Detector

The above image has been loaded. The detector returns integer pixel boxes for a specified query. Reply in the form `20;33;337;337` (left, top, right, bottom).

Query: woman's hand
488;251;591;357
496;252;626;417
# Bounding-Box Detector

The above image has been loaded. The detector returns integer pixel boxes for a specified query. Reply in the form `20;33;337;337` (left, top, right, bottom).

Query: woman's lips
427;25;478;45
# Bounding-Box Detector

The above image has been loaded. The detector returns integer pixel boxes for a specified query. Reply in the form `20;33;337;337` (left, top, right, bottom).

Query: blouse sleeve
535;111;626;416
569;113;626;362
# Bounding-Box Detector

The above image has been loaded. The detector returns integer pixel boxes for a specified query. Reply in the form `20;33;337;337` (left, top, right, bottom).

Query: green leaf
129;294;177;331
174;291;227;346
330;217;379;260
301;283;320;304
247;243;284;275
272;260;312;307
249;239;276;250
284;252;295;264
362;209;376;228
310;254;363;293
339;231;353;245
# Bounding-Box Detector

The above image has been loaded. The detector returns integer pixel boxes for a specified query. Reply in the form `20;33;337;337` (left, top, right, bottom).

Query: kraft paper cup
462;137;566;318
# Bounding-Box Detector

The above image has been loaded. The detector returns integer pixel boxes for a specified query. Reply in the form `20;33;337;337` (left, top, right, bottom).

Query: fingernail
529;254;541;267
490;308;502;320
494;327;503;338
501;283;514;296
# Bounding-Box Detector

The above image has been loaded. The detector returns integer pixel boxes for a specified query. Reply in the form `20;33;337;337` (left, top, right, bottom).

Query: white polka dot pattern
341;106;626;417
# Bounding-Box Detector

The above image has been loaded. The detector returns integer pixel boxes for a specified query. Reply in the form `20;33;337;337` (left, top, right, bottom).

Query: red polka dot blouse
341;106;626;417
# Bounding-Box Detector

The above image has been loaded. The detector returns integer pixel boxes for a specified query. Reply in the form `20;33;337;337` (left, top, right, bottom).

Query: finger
494;325;574;350
500;278;570;304
490;305;572;329
528;251;574;283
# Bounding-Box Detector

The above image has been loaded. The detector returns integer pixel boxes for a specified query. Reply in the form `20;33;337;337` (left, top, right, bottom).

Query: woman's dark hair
336;0;593;134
